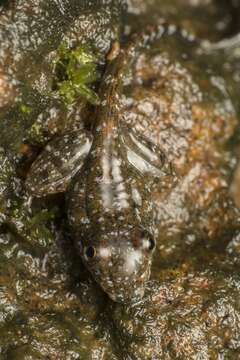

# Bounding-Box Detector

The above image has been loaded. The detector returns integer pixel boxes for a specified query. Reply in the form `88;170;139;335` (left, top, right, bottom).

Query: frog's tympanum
26;23;239;303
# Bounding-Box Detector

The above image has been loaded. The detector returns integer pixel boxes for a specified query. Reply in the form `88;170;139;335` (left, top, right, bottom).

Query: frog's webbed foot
26;129;92;197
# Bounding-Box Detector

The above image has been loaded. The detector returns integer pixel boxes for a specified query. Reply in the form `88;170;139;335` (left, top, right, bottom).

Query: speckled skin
26;23;240;303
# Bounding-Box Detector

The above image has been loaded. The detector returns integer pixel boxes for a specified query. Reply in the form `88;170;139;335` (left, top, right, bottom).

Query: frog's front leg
26;129;92;197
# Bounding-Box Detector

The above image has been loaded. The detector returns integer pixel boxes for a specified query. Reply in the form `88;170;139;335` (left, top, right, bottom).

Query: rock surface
0;1;240;359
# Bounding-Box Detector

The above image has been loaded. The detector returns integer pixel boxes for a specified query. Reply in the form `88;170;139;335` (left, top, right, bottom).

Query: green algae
56;43;100;106
19;104;32;115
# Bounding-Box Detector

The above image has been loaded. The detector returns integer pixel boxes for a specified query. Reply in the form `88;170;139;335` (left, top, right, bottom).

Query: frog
25;21;240;303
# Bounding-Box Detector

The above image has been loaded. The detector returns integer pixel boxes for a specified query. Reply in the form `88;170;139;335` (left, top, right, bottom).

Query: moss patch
55;43;100;106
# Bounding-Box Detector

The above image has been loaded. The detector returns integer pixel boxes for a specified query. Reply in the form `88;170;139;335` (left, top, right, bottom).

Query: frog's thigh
26;130;92;197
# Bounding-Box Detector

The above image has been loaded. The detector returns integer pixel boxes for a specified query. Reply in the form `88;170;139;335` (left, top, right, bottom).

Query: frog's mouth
107;284;145;303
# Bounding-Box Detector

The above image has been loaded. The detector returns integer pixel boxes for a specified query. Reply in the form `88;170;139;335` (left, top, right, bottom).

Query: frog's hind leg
120;125;173;178
26;130;92;197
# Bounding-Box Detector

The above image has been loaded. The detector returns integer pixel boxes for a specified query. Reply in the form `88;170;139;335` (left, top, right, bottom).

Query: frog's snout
100;245;151;303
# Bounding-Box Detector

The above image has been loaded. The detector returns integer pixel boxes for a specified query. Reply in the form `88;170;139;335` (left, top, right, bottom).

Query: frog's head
77;224;155;303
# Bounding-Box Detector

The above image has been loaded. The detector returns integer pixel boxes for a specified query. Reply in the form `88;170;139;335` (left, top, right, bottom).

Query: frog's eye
139;230;156;251
84;246;96;260
148;236;155;251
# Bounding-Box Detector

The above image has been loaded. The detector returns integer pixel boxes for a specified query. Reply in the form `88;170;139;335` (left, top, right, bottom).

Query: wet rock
0;230;116;359
0;149;22;223
125;0;236;41
111;274;240;359
0;1;240;359
0;0;123;108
